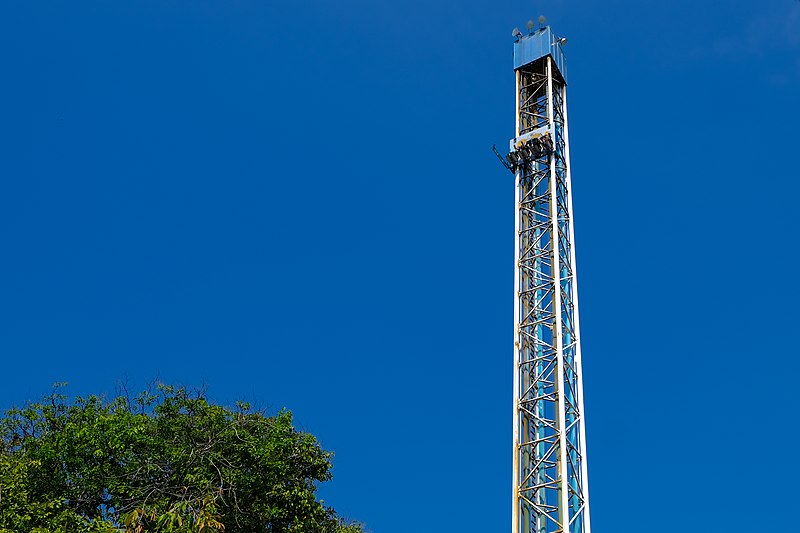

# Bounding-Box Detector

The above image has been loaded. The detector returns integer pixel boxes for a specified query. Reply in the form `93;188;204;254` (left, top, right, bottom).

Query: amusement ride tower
504;23;591;533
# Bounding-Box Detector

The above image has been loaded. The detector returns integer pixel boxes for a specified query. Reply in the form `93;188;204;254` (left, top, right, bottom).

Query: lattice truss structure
511;53;591;533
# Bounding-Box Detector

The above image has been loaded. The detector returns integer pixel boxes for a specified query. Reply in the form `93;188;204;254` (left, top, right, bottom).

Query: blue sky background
1;0;799;531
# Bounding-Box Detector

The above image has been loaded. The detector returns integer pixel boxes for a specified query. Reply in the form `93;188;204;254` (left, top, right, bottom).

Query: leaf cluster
0;385;363;533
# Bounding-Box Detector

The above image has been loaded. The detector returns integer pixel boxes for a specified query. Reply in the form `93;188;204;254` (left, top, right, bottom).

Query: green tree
0;385;364;533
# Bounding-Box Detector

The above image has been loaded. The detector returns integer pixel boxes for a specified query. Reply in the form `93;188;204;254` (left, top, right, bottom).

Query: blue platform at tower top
513;26;567;84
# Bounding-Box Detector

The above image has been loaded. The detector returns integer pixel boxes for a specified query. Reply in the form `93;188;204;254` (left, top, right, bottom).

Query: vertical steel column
560;85;591;533
512;67;523;533
546;57;571;533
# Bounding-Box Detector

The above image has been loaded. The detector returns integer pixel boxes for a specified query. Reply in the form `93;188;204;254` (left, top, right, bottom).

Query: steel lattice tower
508;27;591;533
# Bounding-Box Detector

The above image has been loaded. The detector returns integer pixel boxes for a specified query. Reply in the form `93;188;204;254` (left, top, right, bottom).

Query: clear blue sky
2;0;799;531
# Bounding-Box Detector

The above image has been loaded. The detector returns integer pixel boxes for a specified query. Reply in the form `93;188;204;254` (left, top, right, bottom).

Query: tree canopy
0;384;364;533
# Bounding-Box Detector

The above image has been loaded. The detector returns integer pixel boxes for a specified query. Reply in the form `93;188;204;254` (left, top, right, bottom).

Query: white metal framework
511;33;591;533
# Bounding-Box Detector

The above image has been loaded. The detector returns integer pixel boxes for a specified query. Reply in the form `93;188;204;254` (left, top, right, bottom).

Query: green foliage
0;385;364;533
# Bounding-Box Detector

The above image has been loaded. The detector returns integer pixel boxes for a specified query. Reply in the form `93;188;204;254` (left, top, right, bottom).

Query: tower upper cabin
513;26;568;84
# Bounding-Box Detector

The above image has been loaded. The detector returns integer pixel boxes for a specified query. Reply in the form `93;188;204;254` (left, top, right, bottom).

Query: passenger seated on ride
532;138;544;158
541;133;554;153
523;141;533;159
507;150;523;172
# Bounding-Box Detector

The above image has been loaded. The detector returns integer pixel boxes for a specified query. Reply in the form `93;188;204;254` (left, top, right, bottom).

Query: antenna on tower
526;20;535;34
537;15;547;28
